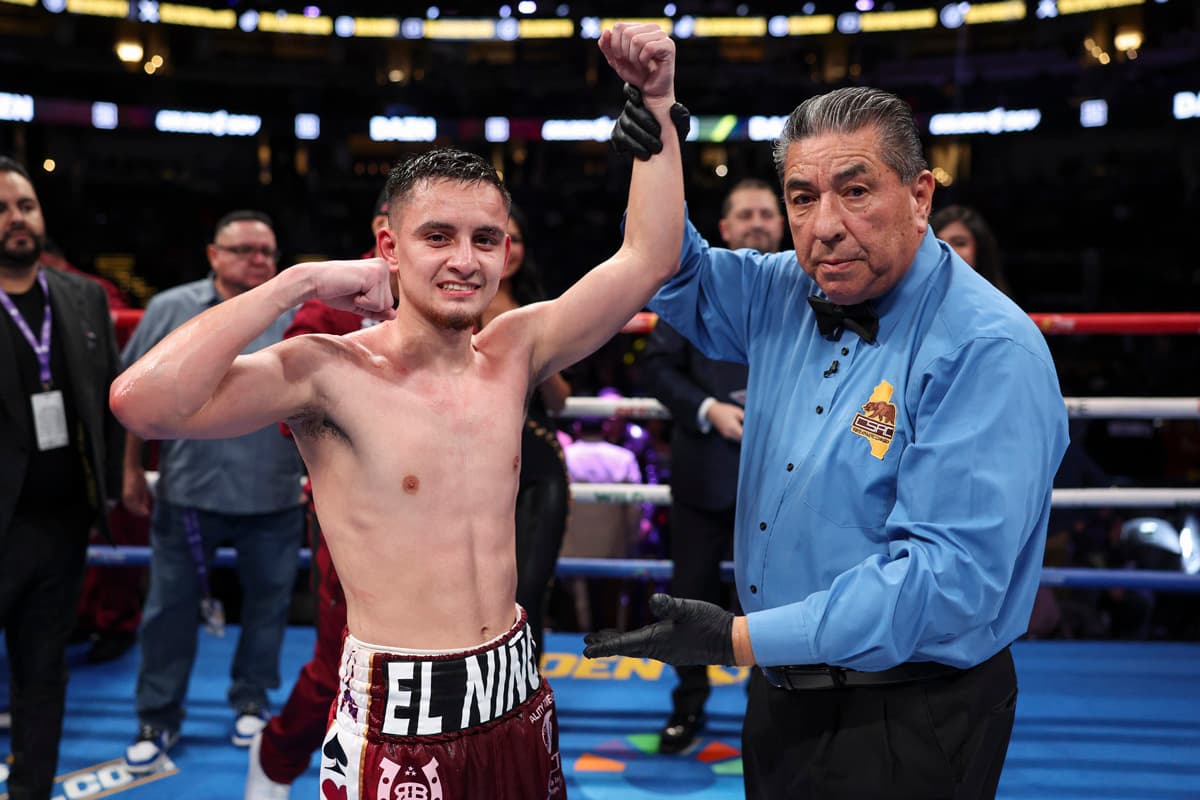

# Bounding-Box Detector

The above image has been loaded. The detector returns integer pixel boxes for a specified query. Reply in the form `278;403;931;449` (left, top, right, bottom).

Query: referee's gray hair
772;87;928;184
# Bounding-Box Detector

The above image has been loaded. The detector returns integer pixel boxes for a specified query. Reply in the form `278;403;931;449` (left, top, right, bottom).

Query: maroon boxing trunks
319;606;566;799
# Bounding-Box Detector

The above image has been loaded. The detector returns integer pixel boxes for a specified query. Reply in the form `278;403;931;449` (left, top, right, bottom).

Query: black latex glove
583;593;736;666
611;83;662;161
610;83;691;162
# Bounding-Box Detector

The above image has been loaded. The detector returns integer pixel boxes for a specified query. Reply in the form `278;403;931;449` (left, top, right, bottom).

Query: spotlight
115;41;143;63
1114;27;1143;53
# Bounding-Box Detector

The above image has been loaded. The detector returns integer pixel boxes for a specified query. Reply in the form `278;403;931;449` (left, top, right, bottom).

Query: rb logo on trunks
377;755;443;800
852;379;898;460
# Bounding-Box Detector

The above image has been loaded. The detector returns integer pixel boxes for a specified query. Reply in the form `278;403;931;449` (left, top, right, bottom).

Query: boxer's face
385;178;510;331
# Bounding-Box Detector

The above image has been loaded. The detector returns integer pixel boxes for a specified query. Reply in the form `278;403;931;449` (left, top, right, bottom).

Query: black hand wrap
583;593;736;666
610;83;691;162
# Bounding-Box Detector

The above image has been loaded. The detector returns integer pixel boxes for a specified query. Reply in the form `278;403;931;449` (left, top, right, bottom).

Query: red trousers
259;525;346;784
76;505;149;635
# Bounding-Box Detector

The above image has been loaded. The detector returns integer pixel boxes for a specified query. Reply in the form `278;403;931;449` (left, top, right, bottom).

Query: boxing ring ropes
90;309;1200;595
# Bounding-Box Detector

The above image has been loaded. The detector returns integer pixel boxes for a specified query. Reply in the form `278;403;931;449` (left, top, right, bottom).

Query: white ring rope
556;396;1200;421
138;478;1199;509
1063;397;1200;419
141;395;1200;509
556;396;674;420
566;484;1200;509
1049;488;1200;508
570;483;674;505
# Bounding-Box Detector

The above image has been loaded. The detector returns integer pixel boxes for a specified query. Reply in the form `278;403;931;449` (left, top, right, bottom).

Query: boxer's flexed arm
528;23;684;383
110;259;395;440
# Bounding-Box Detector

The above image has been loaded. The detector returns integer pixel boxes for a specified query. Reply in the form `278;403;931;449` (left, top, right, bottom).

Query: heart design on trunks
321;780;349;800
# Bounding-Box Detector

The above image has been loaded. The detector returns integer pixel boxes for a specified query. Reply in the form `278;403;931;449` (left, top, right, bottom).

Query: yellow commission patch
851;380;898;460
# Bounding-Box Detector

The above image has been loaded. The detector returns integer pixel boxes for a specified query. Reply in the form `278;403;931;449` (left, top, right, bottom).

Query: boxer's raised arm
528;22;684;382
110;259;394;440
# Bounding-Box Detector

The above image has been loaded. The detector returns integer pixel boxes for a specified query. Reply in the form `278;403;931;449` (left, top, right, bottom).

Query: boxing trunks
319;606;566;799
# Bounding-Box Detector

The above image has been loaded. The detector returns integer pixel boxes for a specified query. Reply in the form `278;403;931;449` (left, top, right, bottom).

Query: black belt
761;660;961;691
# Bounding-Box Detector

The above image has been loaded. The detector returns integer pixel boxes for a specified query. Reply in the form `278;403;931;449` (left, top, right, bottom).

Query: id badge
200;596;226;637
31;390;69;451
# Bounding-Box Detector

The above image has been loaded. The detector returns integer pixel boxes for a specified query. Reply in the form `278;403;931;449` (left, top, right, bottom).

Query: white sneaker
125;724;180;774
245;731;290;800
232;704;269;747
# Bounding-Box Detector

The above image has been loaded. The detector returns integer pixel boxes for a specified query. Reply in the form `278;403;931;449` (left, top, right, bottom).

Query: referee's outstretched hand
610;84;691;162
583;593;736;666
610;84;663;161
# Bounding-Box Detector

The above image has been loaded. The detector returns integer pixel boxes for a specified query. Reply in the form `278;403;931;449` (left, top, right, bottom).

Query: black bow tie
807;296;879;344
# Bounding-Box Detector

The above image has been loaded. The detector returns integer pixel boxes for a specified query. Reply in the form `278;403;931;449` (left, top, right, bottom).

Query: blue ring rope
86;546;1200;592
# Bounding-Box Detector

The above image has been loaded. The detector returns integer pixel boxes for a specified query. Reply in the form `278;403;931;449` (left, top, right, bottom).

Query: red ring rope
617;311;1200;336
112;309;1200;337
1029;313;1200;335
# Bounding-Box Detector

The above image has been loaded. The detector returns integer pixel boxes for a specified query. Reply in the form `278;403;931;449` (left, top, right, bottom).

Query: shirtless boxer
110;23;681;799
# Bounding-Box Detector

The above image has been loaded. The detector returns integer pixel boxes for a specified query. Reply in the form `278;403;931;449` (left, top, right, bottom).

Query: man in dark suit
0;156;123;798
640;178;784;754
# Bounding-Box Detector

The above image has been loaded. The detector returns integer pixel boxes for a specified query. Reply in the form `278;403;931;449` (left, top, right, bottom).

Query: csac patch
851;380;898;460
0;757;177;800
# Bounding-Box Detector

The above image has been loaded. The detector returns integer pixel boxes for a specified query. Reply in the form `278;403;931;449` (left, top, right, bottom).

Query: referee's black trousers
743;646;1017;800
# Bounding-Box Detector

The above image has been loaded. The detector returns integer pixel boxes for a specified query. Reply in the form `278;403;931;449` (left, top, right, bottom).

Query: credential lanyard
0;270;53;388
182;508;226;636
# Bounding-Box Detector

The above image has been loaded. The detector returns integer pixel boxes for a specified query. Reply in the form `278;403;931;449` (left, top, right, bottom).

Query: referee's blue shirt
650;223;1068;671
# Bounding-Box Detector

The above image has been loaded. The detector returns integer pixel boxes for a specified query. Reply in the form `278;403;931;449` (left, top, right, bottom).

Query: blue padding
85;546;1200;591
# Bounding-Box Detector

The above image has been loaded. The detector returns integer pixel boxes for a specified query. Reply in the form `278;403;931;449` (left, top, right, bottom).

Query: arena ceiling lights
7;88;1194;141
0;0;1156;41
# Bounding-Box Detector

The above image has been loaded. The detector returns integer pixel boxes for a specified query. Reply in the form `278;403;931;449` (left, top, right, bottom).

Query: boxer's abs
323;514;521;650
